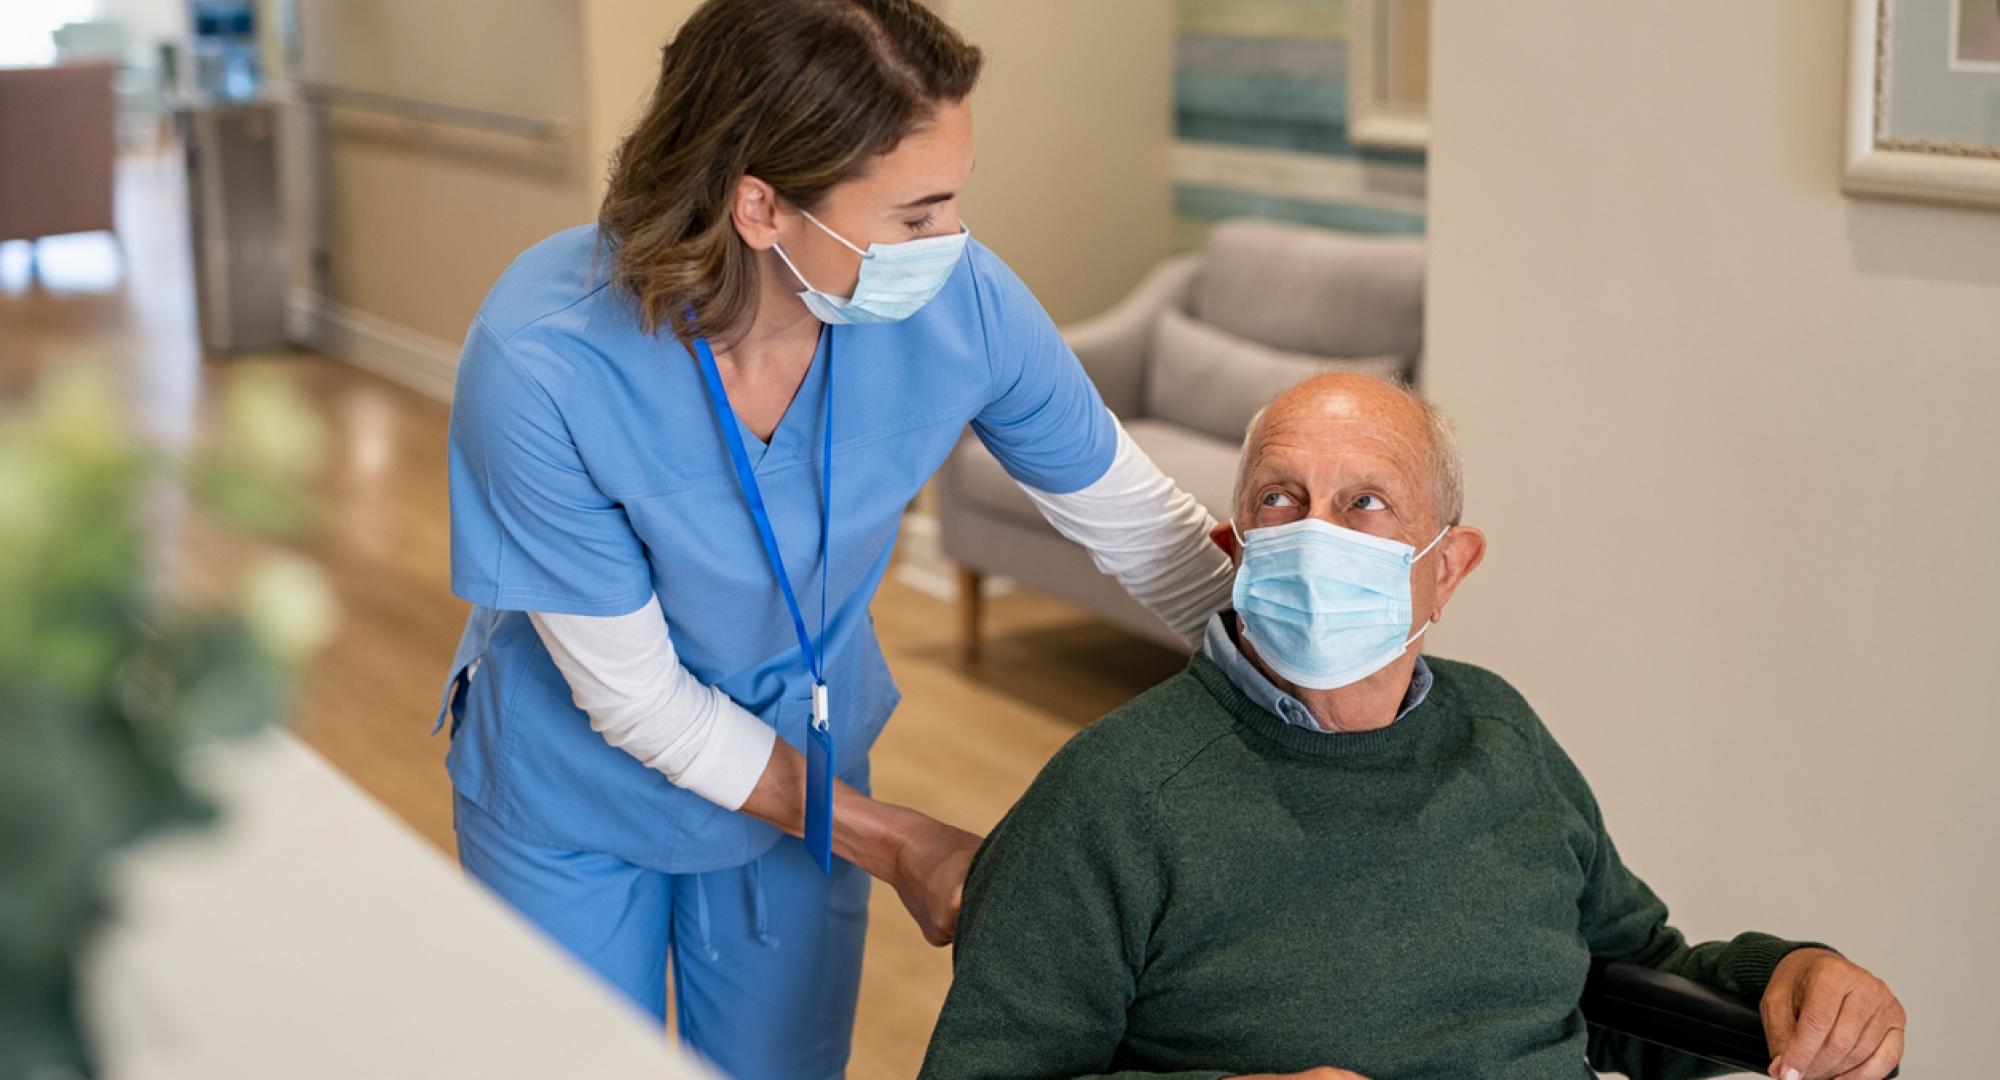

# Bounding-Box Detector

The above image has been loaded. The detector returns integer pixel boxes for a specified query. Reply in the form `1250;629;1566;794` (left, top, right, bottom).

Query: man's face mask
772;209;969;325
1231;517;1449;691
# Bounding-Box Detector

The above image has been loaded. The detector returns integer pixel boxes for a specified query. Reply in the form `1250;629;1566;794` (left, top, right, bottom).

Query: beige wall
1425;2;1997;1073
936;0;1173;324
295;0;1168;375
284;1;600;345
579;0;700;199
310;125;596;345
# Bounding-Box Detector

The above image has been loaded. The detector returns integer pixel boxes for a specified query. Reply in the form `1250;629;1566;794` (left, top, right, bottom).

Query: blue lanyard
692;328;838;874
690;332;833;690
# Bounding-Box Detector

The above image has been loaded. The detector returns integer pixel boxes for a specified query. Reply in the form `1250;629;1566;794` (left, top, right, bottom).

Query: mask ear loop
1405;525;1453;643
1411;525;1452;563
1238;519;1449;561
769;242;820;295
798;208;873;259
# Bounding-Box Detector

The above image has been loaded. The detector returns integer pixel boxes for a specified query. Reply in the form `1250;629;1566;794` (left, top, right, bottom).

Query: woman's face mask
772;209;970;325
1231;517;1450;691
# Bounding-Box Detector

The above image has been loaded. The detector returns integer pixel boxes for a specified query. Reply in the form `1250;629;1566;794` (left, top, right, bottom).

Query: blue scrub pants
453;794;871;1079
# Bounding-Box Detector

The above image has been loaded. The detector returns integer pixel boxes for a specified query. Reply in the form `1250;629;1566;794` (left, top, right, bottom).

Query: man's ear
1209;520;1237;559
1429;526;1486;621
731;174;783;251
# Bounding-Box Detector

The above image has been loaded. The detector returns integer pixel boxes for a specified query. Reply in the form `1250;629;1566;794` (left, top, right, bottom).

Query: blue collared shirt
1201;612;1434;733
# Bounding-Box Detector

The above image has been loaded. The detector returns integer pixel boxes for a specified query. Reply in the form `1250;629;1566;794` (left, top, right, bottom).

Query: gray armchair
936;219;1426;657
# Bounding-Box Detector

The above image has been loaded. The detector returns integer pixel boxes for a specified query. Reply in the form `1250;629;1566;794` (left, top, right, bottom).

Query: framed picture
1845;0;2000;209
1952;0;2000;71
1346;0;1430;152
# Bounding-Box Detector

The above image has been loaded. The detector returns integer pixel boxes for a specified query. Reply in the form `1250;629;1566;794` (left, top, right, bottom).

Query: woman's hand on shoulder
887;809;982;947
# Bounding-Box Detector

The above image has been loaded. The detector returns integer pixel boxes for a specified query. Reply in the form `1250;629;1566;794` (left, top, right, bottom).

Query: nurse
438;0;1233;1076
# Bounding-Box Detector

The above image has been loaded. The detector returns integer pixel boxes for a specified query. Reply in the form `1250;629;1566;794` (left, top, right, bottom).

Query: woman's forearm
738;737;912;881
531;596;929;882
533;602;930;891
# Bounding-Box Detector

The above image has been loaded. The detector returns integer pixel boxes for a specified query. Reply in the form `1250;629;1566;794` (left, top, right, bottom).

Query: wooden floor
1;150;1185;1080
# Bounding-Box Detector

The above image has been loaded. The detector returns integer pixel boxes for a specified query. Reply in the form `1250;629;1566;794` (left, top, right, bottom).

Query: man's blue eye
1261;491;1294;507
1354;494;1387;511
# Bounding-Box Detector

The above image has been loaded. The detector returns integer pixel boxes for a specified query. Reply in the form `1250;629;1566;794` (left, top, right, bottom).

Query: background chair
0;62;119;259
934;218;1426;658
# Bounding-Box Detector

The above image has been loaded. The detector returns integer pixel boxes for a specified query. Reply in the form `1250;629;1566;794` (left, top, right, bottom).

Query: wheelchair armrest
1581;959;1898;1079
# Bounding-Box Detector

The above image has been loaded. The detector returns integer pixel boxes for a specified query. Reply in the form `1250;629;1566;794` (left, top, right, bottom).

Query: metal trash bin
177;99;287;353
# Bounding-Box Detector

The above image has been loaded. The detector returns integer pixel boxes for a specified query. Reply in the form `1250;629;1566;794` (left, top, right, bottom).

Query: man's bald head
1225;373;1486;730
1233;373;1464;536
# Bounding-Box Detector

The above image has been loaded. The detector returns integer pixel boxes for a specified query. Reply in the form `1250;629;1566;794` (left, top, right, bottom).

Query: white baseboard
290;290;459;403
895;510;1014;600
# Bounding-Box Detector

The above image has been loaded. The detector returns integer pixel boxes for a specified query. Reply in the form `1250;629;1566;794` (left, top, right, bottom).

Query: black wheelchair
1581;960;1899;1078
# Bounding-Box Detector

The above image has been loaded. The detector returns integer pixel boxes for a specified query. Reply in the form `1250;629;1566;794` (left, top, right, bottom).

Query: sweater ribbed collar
1187;651;1441;762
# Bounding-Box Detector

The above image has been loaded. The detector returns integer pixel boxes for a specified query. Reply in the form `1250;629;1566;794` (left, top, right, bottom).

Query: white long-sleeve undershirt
1018;419;1236;647
529;597;775;811
529;410;1237;810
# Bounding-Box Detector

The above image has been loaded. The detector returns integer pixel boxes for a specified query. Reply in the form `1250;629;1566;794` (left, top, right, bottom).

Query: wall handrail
292;80;572;143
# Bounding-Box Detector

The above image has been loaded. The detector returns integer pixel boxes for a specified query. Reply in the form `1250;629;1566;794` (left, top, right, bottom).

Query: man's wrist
1772;945;1840;978
1729;934;1840;997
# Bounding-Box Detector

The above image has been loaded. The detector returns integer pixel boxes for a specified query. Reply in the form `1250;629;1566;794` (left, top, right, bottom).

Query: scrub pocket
434;605;503;737
653;692;813;851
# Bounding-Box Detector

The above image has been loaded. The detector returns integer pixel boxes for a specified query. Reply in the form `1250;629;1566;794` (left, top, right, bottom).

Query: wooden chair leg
957;565;984;665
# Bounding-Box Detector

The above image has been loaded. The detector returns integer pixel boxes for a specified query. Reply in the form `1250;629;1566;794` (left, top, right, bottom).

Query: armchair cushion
948;434;1046;528
1121;419;1239;522
1062;254;1200;419
1144;307;1405;444
1192;219;1424;361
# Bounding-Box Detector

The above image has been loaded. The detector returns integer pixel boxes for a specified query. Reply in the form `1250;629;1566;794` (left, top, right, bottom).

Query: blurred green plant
0;365;335;1079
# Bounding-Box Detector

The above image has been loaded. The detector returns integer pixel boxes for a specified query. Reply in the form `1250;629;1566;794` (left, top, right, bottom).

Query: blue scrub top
440;225;1115;874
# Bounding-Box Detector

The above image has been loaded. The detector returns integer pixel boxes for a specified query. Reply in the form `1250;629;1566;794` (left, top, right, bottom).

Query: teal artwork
1174;0;1426;247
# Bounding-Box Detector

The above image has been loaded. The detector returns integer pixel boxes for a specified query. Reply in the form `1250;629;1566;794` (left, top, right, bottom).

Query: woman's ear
731;174;783;250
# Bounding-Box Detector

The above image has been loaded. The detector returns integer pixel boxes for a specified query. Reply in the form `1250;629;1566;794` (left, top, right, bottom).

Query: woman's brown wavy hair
598;0;982;346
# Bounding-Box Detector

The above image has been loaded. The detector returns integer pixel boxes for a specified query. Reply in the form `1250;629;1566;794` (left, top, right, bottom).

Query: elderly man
919;375;1904;1080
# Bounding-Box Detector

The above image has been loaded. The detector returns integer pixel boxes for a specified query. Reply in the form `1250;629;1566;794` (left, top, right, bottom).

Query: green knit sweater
919;653;1813;1080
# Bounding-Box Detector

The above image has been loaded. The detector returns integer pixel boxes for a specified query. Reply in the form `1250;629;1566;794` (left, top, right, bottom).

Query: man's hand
887;810;983;946
1761;948;1905;1080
